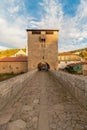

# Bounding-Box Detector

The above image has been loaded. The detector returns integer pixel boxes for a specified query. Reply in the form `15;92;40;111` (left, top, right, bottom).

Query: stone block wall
0;70;36;111
0;62;28;74
83;64;87;76
27;30;59;70
51;70;87;109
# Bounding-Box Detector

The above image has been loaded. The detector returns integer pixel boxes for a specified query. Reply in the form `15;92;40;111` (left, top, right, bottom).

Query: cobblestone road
0;71;87;130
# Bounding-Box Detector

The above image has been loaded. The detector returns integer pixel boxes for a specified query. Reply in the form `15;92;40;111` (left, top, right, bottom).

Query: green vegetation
0;48;26;58
65;64;82;74
0;72;25;82
0;47;87;59
69;47;87;60
69;47;87;53
79;50;87;60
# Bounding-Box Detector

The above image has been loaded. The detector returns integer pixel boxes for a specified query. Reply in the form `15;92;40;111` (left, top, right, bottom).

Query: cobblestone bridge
0;71;87;130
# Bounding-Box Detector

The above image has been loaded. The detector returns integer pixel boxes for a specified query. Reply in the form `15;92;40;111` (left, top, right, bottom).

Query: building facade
26;29;59;70
82;63;87;76
58;52;81;69
0;56;28;74
58;52;81;62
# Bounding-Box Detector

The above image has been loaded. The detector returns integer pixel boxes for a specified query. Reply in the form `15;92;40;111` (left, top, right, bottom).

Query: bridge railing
51;70;87;110
0;70;36;111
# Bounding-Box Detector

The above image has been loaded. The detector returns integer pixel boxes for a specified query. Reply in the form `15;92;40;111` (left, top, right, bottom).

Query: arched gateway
26;29;59;70
38;62;50;71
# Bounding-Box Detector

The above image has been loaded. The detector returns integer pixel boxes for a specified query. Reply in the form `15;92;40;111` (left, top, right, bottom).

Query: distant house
83;63;87;76
65;62;87;75
66;62;82;73
58;52;81;69
74;51;81;55
11;49;26;57
0;56;28;74
58;52;81;62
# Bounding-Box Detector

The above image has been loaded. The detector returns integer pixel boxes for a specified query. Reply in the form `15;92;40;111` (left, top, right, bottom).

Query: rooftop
26;29;59;32
58;52;79;56
0;56;28;62
67;61;87;67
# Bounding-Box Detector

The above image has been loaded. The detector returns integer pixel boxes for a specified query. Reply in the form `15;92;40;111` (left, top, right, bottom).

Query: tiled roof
67;61;87;67
0;56;28;62
26;29;59;31
58;52;79;56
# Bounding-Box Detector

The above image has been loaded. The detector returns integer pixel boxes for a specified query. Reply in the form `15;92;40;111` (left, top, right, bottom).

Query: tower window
43;43;46;48
9;65;13;69
42;56;44;59
16;67;19;69
46;31;54;34
41;43;46;48
32;31;41;34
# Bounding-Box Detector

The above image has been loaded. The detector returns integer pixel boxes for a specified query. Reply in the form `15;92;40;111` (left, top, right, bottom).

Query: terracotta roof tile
0;56;28;62
58;52;79;56
67;61;87;67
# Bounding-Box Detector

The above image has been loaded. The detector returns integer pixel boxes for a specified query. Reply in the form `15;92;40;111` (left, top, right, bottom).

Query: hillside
0;48;26;58
0;47;87;60
70;47;87;53
67;47;87;60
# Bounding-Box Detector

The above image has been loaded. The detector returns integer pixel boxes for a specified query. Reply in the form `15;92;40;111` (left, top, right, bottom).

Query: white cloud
0;17;26;48
0;46;9;50
8;6;19;14
0;0;34;49
31;0;87;52
38;0;63;29
0;0;87;52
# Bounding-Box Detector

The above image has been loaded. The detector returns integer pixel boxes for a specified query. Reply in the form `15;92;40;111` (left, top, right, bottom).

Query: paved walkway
0;71;87;130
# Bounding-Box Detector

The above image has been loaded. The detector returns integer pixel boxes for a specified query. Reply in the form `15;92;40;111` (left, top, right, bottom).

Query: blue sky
0;0;87;52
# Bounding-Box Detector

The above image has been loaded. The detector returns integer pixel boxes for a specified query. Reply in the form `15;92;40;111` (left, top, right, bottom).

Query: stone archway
37;62;50;71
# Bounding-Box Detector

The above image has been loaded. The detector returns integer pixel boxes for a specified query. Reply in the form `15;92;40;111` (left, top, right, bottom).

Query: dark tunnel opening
38;62;50;71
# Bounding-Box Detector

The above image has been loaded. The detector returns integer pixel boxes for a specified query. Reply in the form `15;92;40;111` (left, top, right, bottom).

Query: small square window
16;67;19;69
9;65;13;69
32;31;41;34
42;56;44;59
46;31;54;34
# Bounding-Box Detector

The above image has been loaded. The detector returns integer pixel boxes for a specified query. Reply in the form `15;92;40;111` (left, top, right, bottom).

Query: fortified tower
26;29;59;70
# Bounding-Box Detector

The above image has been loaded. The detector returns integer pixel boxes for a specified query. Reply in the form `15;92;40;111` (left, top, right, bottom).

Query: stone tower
26;29;59;70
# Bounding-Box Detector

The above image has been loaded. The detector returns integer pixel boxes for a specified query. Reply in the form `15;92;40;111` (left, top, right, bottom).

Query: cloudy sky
0;0;87;52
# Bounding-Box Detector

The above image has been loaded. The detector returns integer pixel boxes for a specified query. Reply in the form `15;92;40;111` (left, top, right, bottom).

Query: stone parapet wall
83;64;87;76
0;70;36;111
51;70;87;109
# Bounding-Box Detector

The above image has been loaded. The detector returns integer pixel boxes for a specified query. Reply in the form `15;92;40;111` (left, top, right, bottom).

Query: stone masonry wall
27;30;58;70
83;64;87;76
0;70;36;111
0;62;28;74
51;70;87;109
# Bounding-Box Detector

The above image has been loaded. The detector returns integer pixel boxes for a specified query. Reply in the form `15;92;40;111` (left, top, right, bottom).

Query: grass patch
0;72;25;82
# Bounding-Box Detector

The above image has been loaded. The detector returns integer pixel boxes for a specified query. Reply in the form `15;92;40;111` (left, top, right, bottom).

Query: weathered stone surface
7;119;26;130
0;71;87;130
27;30;59;70
0;61;28;74
51;70;87;110
0;108;15;125
22;105;33;112
0;70;36;111
32;116;38;122
33;99;39;104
